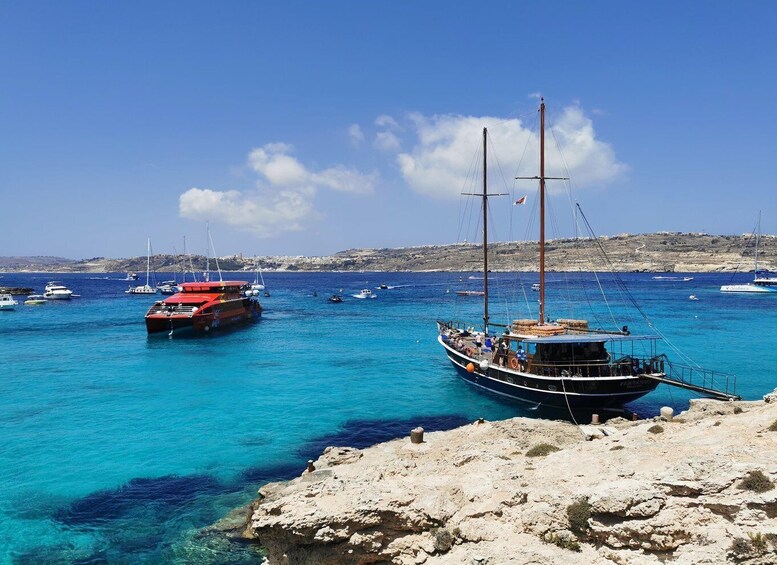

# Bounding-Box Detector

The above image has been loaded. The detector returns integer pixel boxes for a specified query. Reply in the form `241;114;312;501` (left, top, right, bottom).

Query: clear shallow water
0;271;775;563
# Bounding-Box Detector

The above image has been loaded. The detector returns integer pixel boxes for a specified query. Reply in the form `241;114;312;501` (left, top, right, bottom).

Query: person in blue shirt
516;345;528;371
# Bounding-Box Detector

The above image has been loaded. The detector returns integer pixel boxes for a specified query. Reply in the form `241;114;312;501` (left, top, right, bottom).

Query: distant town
0;232;772;273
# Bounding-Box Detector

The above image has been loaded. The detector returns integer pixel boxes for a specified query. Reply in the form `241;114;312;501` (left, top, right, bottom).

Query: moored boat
720;213;777;294
43;282;73;300
126;238;158;295
157;280;178;295
145;281;262;335
0;294;19;310
437;100;729;411
24;295;46;305
328;294;343;303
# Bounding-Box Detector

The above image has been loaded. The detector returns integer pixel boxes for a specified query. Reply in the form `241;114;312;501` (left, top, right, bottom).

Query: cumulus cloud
375;130;401;152
179;143;376;237
373;114;402;152
348;124;364;145
396;104;627;199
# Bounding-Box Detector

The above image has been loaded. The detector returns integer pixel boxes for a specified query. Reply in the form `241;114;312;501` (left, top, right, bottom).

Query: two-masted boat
145;280;261;335
437;100;667;410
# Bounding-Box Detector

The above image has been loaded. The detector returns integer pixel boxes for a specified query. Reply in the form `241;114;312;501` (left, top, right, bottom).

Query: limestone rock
235;398;777;564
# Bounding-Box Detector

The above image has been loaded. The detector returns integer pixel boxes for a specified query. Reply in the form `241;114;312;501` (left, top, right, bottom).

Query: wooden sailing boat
437;100;669;410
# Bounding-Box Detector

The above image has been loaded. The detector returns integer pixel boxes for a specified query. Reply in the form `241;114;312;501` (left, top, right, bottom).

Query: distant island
0;232;772;274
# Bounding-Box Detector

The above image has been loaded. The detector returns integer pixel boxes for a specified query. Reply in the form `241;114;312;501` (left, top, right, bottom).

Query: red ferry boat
145;280;261;335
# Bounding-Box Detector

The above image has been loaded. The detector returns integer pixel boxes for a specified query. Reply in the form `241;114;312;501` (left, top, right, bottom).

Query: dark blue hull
443;343;658;410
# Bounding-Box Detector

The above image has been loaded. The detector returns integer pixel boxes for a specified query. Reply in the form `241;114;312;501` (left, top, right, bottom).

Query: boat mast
755;210;761;275
539;100;546;324
482;127;490;333
145;237;151;287
516;98;566;324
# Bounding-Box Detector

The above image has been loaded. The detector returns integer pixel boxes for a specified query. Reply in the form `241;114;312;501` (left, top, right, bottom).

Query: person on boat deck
475;333;483;350
496;338;509;366
517;345;528;371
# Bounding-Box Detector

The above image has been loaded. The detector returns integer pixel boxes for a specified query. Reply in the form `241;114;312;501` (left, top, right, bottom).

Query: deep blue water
1;270;775;563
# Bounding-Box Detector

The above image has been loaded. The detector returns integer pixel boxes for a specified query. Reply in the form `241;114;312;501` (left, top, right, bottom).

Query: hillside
0;232;773;273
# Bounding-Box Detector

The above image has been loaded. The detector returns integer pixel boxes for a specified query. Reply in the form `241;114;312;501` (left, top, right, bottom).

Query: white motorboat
24;295;47;305
0;294;19;310
157;280;179;295
352;289;377;299
43;282;73;300
126;238;158;295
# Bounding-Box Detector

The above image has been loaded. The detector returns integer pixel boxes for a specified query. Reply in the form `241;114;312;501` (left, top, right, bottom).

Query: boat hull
720;284;777;293
441;338;658;410
145;298;261;334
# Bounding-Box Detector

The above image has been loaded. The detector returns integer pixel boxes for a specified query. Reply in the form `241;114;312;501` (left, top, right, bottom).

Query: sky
1;1;776;259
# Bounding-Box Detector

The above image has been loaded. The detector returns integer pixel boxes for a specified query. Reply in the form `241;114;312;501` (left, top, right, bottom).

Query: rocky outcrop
238;394;777;564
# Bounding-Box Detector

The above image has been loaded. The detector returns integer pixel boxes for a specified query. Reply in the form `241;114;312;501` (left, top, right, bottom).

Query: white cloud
374;130;401;152
375;115;400;130
348;124;364;145
179;143;376;237
396;105;627;199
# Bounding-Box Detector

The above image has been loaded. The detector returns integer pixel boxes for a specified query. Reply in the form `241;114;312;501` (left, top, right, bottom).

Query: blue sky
1;1;776;259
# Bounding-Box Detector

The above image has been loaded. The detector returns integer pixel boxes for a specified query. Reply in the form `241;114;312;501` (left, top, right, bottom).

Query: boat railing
147;303;200;315
525;355;662;379
653;355;739;400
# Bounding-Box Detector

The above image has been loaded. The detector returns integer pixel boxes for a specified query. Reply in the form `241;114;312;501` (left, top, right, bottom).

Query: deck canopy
508;333;661;344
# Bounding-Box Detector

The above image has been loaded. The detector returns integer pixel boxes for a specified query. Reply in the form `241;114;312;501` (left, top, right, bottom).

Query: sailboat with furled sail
437;99;735;410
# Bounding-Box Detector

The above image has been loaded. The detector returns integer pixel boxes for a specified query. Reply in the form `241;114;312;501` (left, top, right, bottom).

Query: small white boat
126;238;158;295
689;295;699;301
43;282;73;300
157;280;178;295
125;272;139;281
352;289;377;299
531;283;540;292
455;290;485;297
24;294;47;305
721;213;777;294
0;294;19;310
652;276;694;282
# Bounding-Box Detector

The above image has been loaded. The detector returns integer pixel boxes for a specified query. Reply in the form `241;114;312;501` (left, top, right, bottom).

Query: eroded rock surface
240;394;777;564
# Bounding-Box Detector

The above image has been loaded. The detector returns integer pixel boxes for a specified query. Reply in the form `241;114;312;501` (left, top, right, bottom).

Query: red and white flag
514;195;527;205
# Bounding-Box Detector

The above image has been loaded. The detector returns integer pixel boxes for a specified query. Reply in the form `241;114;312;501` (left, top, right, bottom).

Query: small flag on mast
514;195;527;205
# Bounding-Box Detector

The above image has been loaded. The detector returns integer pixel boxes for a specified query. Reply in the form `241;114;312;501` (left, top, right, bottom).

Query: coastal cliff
1;232;774;273
228;393;777;564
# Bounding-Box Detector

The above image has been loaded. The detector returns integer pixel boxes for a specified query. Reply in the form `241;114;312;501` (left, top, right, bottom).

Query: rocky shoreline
216;393;777;564
1;232;774;273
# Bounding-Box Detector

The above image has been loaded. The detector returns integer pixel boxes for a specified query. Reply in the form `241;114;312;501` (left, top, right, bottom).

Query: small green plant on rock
567;498;592;537
647;424;664;434
733;406;743;414
748;532;767;552
768;419;777;432
543;532;581;552
526;443;560;457
609;445;624;451
738;470;774;493
431;527;458;552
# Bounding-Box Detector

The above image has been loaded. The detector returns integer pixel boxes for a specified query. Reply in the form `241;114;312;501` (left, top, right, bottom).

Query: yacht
126;238;158;295
157;280;179;295
0;294;19;310
43;282;73;300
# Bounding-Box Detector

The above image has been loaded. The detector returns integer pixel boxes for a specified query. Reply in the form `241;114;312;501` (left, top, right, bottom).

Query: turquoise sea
1;271;775;563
